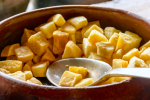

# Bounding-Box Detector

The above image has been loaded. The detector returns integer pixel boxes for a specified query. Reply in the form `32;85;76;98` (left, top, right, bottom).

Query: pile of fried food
0;14;150;87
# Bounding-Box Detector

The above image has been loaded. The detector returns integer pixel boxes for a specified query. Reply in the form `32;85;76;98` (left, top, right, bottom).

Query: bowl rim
0;5;150;25
0;5;149;89
0;71;131;89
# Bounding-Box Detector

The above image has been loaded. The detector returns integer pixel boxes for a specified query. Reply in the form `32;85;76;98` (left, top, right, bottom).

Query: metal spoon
46;58;150;87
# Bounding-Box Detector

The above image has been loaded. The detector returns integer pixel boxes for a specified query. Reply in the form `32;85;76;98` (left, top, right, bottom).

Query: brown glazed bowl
1;5;150;100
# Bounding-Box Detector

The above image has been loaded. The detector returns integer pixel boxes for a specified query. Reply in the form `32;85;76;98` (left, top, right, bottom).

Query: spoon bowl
46;58;112;86
46;58;150;87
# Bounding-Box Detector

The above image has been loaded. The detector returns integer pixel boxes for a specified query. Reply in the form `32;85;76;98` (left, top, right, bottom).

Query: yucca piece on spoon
46;58;150;87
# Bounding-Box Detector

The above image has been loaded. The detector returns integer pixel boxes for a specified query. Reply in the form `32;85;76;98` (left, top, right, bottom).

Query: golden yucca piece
59;71;82;86
0;60;22;73
104;27;121;39
81;21;100;36
69;66;87;78
112;59;128;69
82;38;97;57
83;25;104;38
67;16;88;30
140;47;150;61
125;31;142;48
114;77;131;82
6;55;17;60
53;30;69;54
115;33;125;51
127;56;148;68
47;14;66;26
0;68;10;74
108;32;119;48
31;61;48;77
23;71;33;80
76;44;83;51
27;77;43;85
146;60;150;67
62;41;82;59
75;78;94;87
116;32;138;54
75;30;83;44
139;47;147;54
96;42;115;59
58;23;75;43
33;55;41;63
22;42;30;48
88;52;112;65
112;49;123;59
1;43;20;57
34;23;47;32
100;77;130;85
8;71;26;81
140;40;150;50
40;22;57;39
41;48;55;62
68;34;76;44
21;28;36;45
42;61;50;66
88;30;108;46
122;48;140;61
22;60;34;72
99;77;115;85
28;31;49;56
15;46;34;63
58;22;76;35
47;38;53;51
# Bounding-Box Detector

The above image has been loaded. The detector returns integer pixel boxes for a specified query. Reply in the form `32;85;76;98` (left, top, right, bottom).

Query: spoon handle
91;68;150;86
108;68;150;77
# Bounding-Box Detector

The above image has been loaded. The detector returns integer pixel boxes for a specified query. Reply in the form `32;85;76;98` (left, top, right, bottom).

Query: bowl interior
0;5;150;86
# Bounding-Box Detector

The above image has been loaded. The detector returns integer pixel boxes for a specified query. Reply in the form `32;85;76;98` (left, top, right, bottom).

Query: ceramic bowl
0;5;150;100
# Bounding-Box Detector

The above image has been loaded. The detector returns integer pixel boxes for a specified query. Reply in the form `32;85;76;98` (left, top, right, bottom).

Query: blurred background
0;0;150;21
0;0;110;21
0;0;29;21
31;0;110;8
